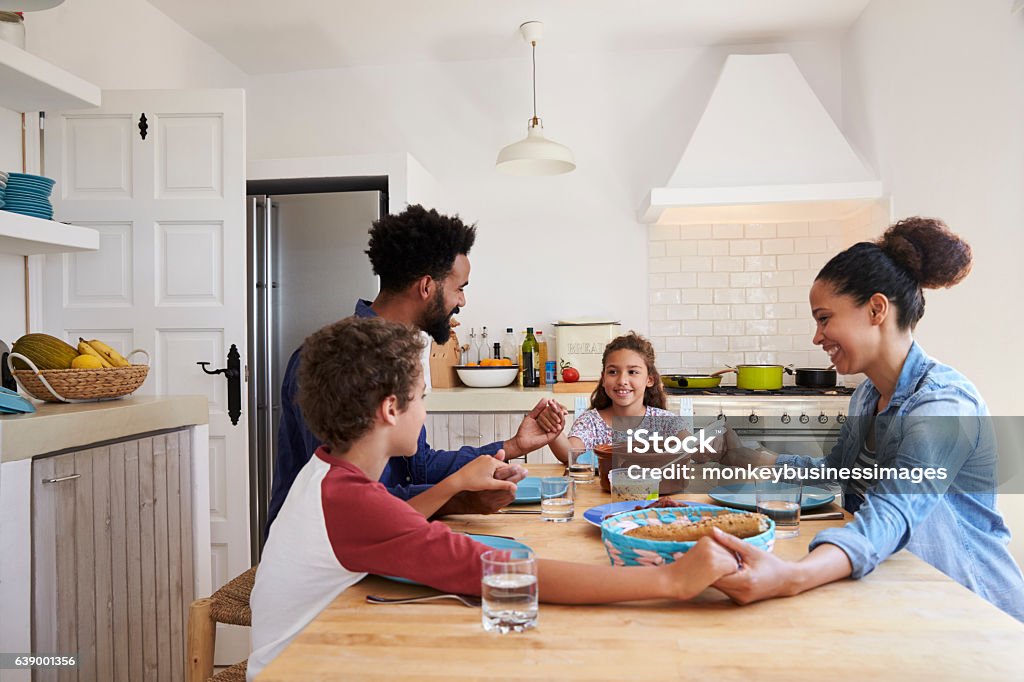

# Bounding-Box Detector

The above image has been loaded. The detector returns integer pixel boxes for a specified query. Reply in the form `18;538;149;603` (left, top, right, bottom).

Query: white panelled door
42;90;249;660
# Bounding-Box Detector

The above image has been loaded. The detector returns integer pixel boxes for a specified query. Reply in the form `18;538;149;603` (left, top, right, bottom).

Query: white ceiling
146;0;872;75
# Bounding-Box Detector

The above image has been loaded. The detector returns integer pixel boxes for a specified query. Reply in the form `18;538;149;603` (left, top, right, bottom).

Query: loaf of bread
624;512;768;542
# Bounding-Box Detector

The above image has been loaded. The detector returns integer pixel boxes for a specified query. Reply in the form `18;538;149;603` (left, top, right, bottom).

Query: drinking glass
755;468;803;538
480;549;538;633
540;476;574;522
609;467;659;502
567;446;596;483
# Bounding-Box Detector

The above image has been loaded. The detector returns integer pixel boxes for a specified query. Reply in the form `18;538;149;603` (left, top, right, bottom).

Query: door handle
198;344;242;426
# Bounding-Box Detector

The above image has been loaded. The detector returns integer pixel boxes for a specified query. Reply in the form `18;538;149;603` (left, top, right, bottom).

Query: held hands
442;450;524;515
665;537;742;600
709;527;796;604
506;399;566;457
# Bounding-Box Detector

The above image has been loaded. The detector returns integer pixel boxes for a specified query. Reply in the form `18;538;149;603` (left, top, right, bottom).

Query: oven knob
799;413;809;424
717;412;726;423
748;411;759;424
818;412;829;424
837;412;847;424
781;412;791;424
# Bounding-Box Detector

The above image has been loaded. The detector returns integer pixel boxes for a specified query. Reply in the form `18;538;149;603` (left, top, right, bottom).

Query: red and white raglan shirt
247;448;489;680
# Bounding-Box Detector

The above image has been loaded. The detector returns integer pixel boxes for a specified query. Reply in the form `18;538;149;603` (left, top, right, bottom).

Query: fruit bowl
7;350;150;402
454;365;519;388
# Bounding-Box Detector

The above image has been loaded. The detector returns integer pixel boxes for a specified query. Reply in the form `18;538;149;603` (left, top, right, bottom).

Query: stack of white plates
1;172;54;219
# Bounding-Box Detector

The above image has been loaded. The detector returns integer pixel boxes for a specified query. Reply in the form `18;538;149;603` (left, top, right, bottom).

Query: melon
11;333;80;370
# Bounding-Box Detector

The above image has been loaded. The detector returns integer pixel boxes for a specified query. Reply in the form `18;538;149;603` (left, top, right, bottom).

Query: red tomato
561;367;580;383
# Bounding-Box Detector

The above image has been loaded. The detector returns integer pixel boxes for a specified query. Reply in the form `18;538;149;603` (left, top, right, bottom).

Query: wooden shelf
0;39;101;112
0;210;99;255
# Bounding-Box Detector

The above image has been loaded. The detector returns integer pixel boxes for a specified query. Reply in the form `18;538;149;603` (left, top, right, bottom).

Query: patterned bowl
600;505;775;567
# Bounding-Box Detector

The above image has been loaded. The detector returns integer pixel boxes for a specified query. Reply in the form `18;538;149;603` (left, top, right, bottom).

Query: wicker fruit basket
7;350;150;403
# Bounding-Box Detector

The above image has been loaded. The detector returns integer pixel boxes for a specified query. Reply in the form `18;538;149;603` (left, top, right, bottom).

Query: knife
496;509;542;514
801;511;844;521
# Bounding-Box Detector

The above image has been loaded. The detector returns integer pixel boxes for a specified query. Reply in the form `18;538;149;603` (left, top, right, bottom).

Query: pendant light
0;1;64;9
496;21;575;176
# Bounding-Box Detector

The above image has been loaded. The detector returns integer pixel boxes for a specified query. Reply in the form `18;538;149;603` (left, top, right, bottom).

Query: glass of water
567;446;596;483
755;468;803;538
481;549;538;633
540;476;574;522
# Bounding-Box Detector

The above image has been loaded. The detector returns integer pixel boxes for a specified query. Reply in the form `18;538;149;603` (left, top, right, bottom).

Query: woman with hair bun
704;217;1024;620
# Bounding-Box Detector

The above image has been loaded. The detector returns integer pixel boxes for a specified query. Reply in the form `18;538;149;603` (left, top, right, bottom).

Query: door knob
198;344;242;425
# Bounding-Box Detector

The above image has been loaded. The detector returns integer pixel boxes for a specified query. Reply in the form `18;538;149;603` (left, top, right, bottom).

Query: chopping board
552;381;599;394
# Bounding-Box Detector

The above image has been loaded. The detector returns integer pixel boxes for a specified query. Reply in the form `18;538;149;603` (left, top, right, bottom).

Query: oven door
731;425;842;459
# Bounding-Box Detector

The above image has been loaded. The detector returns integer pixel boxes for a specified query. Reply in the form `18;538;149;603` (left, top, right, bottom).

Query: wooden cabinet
425;412;566;464
31;429;194;682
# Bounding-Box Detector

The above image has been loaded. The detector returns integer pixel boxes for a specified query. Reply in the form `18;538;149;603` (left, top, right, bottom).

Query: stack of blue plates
0;170;7;209
2;172;55;219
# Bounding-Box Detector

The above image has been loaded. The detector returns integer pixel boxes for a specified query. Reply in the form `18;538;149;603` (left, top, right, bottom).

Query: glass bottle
535;331;548;386
478;326;488;363
493;342;502;360
466;328;479;364
503;327;517;362
522;327;540;387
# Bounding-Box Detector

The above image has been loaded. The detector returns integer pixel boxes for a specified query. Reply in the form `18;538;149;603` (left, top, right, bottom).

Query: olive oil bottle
521;327;540;387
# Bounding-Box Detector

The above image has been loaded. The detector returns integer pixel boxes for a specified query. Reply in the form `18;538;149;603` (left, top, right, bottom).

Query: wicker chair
187;566;257;682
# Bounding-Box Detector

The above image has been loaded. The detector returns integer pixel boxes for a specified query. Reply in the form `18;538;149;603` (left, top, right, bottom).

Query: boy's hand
453;454;518;494
492;449;528;483
664;536;741;600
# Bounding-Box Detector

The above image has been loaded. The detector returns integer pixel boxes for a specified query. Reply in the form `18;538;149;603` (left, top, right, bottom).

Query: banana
78;339;113;367
85;338;131;367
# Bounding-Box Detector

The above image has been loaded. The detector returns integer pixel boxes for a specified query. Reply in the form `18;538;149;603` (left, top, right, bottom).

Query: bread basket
600;505;775;567
7;350;150;403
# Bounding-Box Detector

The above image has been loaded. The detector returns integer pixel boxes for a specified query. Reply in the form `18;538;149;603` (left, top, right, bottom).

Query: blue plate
707;483;836;511
379;533;532;585
583;500;720;527
511;476;542;504
577;450;597;467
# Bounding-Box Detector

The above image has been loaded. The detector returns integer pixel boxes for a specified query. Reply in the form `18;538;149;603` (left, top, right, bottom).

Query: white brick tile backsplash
680;256;712;272
714;289;746;304
777;223;809;238
650;336;667;353
730;336;759;351
649;241;666;257
744;255;776;271
684;352;714;368
745;223;777;238
779;318;814;335
732;304;763;320
794;269;818;286
658;351;682;368
763;270;793;287
666;240;690;257
650;256;681;273
698;272;730;288
762;238;795;255
764;303;798;319
698;336;729;352
778;286;808;303
759;335;794;351
777;254;809;270
712;224;744;238
697;239;730;256
745;351;778;365
713;352;745;368
698;305;730;320
713;256;744;272
746;288;779;303
649;274;666;289
827;236;845;252
668;304;699;320
680;289;713;304
794;237;827;253
650;225;680;241
650;305;667;321
714;320;745;336
809;220;841;237
679;224;713;240
666;272;697;288
729;240;761;256
682;321;713;335
730;272;761;288
650;321;681;336
650;289;681;305
745;319;777;335
666;336;697;352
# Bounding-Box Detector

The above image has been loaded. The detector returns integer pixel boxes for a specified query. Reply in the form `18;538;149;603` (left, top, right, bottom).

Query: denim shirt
777;341;1024;621
264;300;502;536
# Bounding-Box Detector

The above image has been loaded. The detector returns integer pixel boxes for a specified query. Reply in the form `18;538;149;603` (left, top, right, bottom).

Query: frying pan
661;370;729;389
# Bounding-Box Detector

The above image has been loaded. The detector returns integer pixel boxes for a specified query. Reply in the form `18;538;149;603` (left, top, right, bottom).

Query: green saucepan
661;372;726;389
717;364;794;390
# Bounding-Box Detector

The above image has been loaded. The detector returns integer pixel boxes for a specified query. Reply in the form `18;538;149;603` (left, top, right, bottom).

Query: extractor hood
640;53;883;225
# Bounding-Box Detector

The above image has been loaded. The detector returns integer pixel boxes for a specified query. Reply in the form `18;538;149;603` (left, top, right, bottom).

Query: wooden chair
187;566;257;682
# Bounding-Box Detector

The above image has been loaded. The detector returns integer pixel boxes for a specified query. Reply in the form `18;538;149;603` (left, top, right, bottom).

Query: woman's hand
708;527;800;604
664;536;741;600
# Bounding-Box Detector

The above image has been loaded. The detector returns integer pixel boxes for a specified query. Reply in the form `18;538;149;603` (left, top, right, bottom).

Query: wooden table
258;465;1024;681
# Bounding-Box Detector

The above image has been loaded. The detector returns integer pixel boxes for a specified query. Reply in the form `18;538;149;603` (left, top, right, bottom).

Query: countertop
0;395;208;463
258;463;1024;681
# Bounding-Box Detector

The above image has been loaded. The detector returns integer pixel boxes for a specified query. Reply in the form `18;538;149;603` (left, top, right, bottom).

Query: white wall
841;0;1024;563
243;40;843;343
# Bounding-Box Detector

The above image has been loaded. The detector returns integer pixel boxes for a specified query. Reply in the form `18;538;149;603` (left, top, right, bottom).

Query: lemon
71;354;104;369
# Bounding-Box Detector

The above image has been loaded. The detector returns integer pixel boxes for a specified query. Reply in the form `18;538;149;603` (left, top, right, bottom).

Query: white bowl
454;365;519;388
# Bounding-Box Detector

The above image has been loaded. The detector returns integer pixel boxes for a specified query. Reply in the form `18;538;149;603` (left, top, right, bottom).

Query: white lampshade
496;122;575;176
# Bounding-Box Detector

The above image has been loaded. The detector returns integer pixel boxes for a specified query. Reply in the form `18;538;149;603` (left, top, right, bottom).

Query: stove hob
665;385;855;397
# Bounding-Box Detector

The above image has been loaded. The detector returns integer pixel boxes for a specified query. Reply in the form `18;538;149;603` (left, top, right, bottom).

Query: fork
365;593;482;608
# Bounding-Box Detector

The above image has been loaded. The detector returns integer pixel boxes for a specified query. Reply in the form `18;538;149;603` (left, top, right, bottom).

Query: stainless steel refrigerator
247;190;382;558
